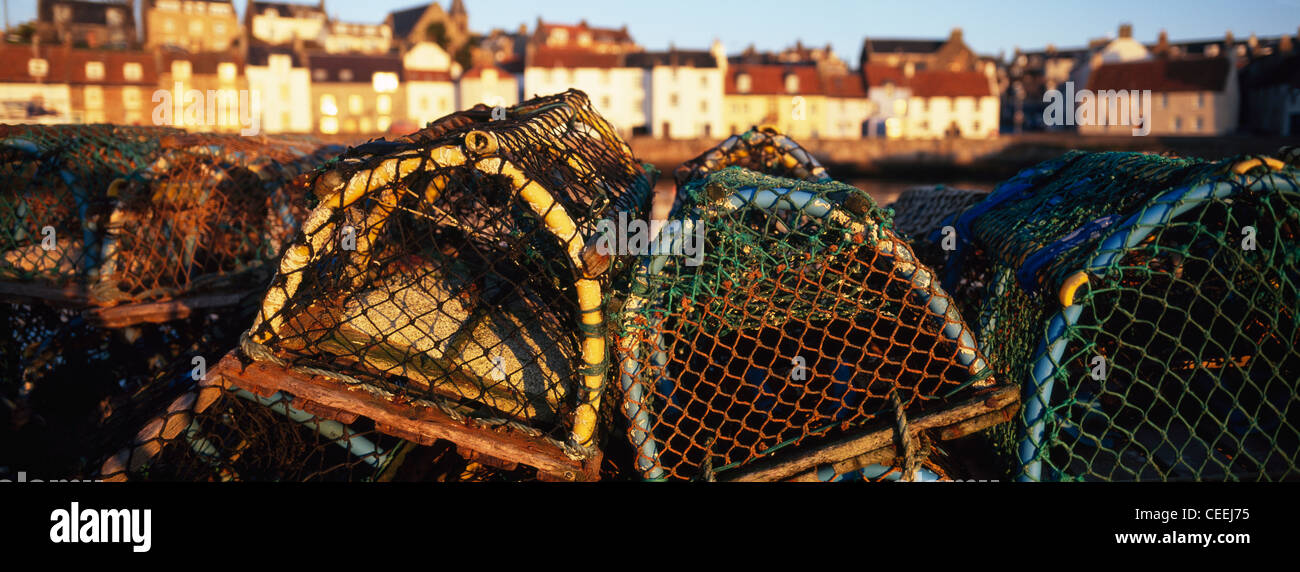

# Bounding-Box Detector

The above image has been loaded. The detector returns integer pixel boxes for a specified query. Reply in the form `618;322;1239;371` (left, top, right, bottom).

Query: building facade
248;1;328;47
629;46;724;139
36;0;138;49
1082;56;1238;136
724;64;825;139
246;47;312;133
309;53;404;135
403;42;457;127
143;0;240;52
458;64;519;111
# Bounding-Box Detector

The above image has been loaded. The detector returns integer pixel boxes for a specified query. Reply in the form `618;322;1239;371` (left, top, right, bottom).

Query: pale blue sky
4;0;1296;63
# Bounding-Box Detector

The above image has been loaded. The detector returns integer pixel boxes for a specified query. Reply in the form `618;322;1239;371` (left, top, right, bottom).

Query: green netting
614;165;993;481
243;90;657;461
936;150;1300;481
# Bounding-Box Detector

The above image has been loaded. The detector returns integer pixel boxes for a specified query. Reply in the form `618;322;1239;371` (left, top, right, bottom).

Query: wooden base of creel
0;281;247;328
204;350;602;482
721;384;1020;482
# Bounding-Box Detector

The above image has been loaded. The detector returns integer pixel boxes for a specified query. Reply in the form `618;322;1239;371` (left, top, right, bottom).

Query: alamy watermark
591;212;705;266
152;82;261;136
1044;81;1151;136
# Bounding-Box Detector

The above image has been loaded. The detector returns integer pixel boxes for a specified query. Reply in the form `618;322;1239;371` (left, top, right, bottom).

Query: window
190;20;203;35
973;120;981;133
83;61;105;81
83;86;103;109
349;94;364;114
172;60;192;80
339;69;354;82
1195;93;1205;109
1173;116;1182;131
784;74;799;93
670;93;679;108
313;69;327;82
280;84;290;100
123;87;141;109
28;58;48;78
164;18;175;33
601;95;612;109
218;63;237;82
377;116;391;132
320;117;339;134
214;23;226;36
123;62;143;82
376;94;392;115
700;75;708;88
372;72;399;93
1161;93;1168;108
700;100;708;112
1195;116;1204;131
420;96;430;111
320;94;338;116
736;73;752;93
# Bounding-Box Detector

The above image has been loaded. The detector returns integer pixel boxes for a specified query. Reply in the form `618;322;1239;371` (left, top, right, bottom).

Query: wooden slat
722;385;1020;482
207;351;600;480
0;281;90;306
91;293;244;328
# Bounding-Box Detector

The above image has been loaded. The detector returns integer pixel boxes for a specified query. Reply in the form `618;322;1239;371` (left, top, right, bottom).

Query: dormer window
339;69;354;82
784;73;799;93
737;73;752;93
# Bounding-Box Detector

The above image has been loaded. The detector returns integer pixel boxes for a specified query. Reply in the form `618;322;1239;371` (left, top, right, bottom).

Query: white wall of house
904;95;999;138
524;67;646;135
404;42;452;73
408;82;456;125
644;65;723;138
459;68;520;110
866;85;912;138
246;54;312;133
823;96;873;139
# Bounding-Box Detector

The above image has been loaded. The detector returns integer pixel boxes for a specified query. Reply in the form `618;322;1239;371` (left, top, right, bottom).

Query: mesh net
1;126;337;305
614;164;994;481
885;186;990;242
243;90;657;460
934;150;1300;481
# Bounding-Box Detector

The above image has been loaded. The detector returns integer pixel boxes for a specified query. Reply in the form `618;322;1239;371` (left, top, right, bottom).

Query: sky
3;0;1297;63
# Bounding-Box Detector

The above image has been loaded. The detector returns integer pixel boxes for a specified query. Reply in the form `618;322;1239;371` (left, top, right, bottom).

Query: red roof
0;44;156;85
823;73;867;97
1087;57;1232;93
725;64;823;95
461;64;512;79
407;70;453;82
862;62;907;87
530;48;623;69
907;70;993;98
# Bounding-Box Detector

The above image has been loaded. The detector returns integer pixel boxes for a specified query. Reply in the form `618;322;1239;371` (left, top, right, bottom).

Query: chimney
1154;29;1169;56
1281;34;1294;54
1118;23;1133;39
949;27;963;45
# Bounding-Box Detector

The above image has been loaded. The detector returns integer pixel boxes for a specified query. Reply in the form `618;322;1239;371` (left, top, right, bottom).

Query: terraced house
0;43;156;125
724;63;825;140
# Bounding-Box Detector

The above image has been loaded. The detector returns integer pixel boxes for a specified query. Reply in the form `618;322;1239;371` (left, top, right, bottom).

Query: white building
325;21;392;55
822;74;873;139
628;44;725;139
403;42;457;127
247;1;327;46
246;48;312;133
863;63;912;138
523;49;645;136
459;64;519;110
902;64;1000;138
